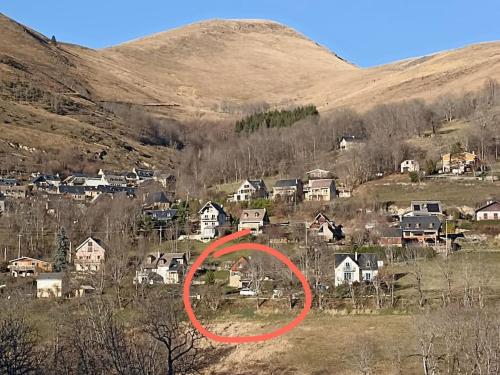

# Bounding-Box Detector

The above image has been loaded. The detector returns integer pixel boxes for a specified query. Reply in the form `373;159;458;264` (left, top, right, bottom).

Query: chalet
379;228;403;247
198;201;227;239
305;179;336;201
442;151;478;174
334;253;382;287
8;257;52;277
400;215;442;246
36;273;65;298
272;179;303;202
475;200;500;221
143;191;172;210
400;160;420;173
406;201;443;216
306;169;331;180
232;179;268;202
309;213;343;242
229;256;251;288
238;209;270;234
135;252;187;285
74;237;106;272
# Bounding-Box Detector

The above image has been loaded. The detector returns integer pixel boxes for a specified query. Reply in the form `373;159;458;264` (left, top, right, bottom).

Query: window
254;212;259;217
365;272;371;281
484;213;488;219
415;223;421;229
429;223;434;229
495;213;498;220
345;262;351;270
344;272;352;281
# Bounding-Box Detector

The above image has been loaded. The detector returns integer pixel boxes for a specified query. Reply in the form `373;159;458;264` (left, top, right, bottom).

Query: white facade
37;275;63;298
199;201;227;239
400;160;420;173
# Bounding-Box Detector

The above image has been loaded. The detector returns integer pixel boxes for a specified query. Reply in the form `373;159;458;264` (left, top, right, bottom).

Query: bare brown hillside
1;12;500;171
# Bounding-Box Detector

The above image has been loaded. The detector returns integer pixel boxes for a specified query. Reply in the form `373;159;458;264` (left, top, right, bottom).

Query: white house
334;253;382;287
401;160;420;173
232;179;268;202
238;209;270;235
198;201;228;239
74;237;106;272
37;273;65;298
475;200;500;221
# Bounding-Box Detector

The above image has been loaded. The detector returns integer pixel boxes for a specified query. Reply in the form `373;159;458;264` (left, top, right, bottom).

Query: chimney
355;252;358;261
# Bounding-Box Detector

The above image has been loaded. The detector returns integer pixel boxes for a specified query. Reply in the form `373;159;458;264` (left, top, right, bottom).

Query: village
0;140;498;308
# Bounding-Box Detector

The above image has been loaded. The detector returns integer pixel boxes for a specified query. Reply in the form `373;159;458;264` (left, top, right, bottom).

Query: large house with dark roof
475;200;500;221
198;201;228;239
272;179;304;202
232;179;268;202
400;215;442;245
334;253;382;287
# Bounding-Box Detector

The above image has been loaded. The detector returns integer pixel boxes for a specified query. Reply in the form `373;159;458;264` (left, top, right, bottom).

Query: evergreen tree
53;227;69;272
50;35;57;45
205;270;215;285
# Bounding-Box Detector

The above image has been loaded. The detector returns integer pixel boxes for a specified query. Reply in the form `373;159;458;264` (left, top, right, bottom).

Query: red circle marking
183;229;312;344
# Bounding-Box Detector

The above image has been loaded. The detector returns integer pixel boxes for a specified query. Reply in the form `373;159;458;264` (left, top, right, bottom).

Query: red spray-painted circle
182;229;312;344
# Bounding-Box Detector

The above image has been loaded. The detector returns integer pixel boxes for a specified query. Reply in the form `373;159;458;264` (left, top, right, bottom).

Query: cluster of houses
0;167;169;202
229;169;346;204
400;149;480;176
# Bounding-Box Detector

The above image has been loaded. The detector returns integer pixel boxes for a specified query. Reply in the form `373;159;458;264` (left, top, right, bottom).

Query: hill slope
1;13;500;172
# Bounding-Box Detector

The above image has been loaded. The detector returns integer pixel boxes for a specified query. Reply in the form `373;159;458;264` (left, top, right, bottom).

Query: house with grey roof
400;215;442;246
475;200;500;221
232;179;268;202
334;253;382;287
305;179;336;201
135;252;187;285
198;201;228;239
272;179;303;202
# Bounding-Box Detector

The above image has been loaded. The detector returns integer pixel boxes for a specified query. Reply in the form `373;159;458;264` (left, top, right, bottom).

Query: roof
36;273;63;280
401;215;442;230
75;237;105;252
335;253;379;271
198;201;226;215
240;209;268;222
145;252;186;270
476;200;500;213
230;256;250;272
59;185;86;195
9;256;48;264
247;179;266;190
144;209;178;221
274;179;301;188
144;191;171;205
411;201;442;213
380;227;403;238
306;169;330;175
308;179;334;189
135;168;155;178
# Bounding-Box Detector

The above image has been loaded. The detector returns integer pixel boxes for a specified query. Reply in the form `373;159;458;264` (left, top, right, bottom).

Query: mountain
1;12;500;172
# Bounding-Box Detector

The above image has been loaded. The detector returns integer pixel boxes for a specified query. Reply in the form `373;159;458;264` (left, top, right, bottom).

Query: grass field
355;174;499;207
